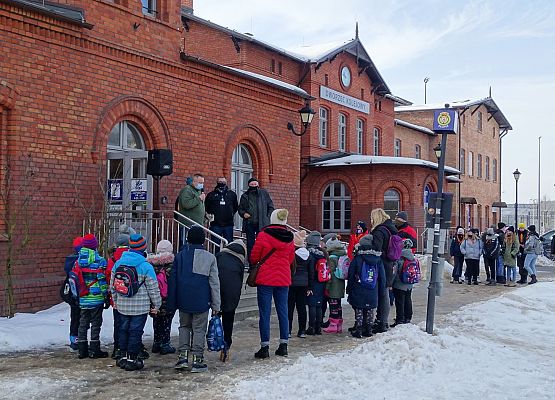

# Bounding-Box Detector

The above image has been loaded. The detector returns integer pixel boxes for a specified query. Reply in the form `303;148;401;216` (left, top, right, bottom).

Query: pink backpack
157;271;168;298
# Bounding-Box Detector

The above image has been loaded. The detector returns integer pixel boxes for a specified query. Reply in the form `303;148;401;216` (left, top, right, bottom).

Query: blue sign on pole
433;109;458;134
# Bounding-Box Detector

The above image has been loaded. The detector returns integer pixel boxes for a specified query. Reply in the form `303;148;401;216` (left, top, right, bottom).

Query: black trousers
328;298;342;319
70;305;81;337
153;310;176;344
308;305;322;330
465;259;480;282
517;253;528;280
288;286;307;333
452;256;465;280
221;310;236;348
78;306;103;343
484;257;496;281
392;288;413;323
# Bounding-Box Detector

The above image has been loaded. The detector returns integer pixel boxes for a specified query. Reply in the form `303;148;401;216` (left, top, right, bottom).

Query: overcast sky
194;0;555;204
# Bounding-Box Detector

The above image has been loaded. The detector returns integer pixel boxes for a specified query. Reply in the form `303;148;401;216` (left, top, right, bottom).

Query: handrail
173;210;229;252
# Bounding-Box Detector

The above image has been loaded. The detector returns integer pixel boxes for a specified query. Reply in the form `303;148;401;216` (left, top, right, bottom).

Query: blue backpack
359;260;378;289
206;315;225;352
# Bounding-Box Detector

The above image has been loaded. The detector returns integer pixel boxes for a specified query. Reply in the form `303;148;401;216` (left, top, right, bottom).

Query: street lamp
513;168;521;228
424;77;430;104
287;102;315;136
433;143;442;160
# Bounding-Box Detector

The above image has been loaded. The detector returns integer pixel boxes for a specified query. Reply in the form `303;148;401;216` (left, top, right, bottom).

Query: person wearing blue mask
177;173;206;248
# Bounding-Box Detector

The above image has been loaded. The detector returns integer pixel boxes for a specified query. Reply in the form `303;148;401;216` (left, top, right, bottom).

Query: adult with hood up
288;230;310;339
461;228;482;285
323;236;347;333
346;234;385;338
483;227;500;286
450;227;466;283
216;239;248;362
524;225;542;284
516;223;529;283
394;211;417;253
369;208;398;333
347;221;368;260
251;209;294;359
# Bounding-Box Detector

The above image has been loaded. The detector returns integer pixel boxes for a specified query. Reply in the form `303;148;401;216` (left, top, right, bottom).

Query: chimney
182;0;193;14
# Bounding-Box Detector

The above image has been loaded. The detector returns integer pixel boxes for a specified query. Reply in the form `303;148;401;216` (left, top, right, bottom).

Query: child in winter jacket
483;228;500;285
63;236;82;351
346;234;385;338
503;227;519;286
147;239;176;356
111;234;162;372
75;234;109;359
323;237;347;333
449;227;465;283
289;231;309;338
306;231;328;335
461;229;483;285
391;239;416;326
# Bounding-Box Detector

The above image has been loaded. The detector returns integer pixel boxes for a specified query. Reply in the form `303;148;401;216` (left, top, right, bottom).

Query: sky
193;0;555;204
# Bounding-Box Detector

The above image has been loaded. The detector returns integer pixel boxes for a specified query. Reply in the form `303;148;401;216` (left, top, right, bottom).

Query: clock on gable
340;65;351;88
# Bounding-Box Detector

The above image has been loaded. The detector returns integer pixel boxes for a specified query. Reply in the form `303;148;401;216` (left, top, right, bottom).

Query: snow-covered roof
395;97;512;130
394;119;435;136
221;66;310;97
310;154;461;175
386;94;412;106
446;176;463;183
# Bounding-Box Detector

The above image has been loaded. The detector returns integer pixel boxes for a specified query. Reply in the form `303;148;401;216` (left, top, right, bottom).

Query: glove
103;297;110;310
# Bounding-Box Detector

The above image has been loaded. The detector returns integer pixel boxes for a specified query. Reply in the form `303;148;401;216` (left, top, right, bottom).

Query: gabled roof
395;97;512;130
2;0;93;29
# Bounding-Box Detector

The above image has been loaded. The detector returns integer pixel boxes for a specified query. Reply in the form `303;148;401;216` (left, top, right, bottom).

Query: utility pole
538;136;542;232
424;77;430;104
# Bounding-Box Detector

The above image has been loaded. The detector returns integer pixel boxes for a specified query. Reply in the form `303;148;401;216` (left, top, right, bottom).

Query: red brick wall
0;2;303;315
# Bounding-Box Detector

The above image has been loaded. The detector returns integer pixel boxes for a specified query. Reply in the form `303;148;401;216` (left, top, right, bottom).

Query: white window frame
231;144;254;229
384;189;401;219
394;139;401;157
468;151;474;177
338;113;346;152
322;182;351;232
141;0;157;16
356;119;364;154
415;144;421;159
319;108;328;147
373;128;380;156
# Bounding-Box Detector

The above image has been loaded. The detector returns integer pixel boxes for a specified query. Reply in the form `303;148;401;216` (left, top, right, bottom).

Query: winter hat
306;231;322;247
294;230;307;247
358;234;374;248
403;238;414;249
156;239;173;254
395;211;408;222
115;234;130;247
270;209;288;226
72;236;83;252
119;224;136;235
322;233;337;243
82;233;98;250
497;222;506;230
129;233;147;252
507;226;515;233
248;177;259;185
528;225;536;233
326;237;344;251
518;223;525;229
486;228;495;238
457;227;465;235
187;225;206;245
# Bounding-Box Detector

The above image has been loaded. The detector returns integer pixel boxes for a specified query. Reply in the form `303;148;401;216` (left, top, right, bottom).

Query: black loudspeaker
147;149;173;176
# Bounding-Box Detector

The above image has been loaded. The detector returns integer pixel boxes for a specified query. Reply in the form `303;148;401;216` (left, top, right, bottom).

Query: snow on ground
0;304;179;353
230;282;555;400
0;374;84;398
537;255;555;267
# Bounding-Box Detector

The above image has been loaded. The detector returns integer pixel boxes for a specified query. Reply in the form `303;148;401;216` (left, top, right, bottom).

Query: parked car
539;230;555;258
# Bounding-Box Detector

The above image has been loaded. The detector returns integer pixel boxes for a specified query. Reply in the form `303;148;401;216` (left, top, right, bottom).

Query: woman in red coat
251;209;294;359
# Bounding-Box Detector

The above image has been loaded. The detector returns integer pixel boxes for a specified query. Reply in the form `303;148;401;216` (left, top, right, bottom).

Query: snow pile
537;255;555;267
230;283;555;400
0;304;179;353
0;374;83;398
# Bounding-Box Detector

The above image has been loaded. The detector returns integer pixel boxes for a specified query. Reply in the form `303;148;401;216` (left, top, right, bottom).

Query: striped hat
82;234;98;250
129;233;147;252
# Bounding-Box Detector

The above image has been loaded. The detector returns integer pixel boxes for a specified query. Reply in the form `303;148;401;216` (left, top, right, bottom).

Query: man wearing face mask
205;177;238;246
449;227;466;283
238;177;275;257
177;174;206;248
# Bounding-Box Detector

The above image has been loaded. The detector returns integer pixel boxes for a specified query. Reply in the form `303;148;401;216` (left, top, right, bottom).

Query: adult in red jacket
250;209;294;359
394;211;417;254
347;221;369;260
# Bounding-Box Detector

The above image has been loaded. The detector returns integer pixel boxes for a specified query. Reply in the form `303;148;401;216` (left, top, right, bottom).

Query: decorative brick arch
374;179;411;209
0;80;18;110
223;124;274;185
307;170;359;207
423;173;438;192
91;95;171;162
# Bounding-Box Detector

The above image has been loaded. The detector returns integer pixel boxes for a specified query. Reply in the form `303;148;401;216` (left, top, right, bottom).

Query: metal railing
173;210;228;254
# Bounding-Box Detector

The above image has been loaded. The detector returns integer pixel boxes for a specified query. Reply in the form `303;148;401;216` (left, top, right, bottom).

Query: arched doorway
231;144;254;229
384;189;401;219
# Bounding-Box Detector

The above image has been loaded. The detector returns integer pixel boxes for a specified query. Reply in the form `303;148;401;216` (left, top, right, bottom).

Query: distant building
502;202;555;232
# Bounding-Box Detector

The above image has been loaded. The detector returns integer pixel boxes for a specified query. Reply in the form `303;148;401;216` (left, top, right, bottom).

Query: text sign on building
320;86;370;114
433;109;458;134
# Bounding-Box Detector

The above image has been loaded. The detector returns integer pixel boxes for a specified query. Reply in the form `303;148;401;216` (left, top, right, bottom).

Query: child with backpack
61;236;83;351
288;230;309;339
322;237;347;333
306;231;329;335
346;234;385;338
147;239;176;356
391;239;420;327
110;233;162;371
72;234;110;359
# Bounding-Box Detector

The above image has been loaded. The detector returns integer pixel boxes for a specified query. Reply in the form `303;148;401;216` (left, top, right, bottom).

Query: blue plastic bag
206;315;225;352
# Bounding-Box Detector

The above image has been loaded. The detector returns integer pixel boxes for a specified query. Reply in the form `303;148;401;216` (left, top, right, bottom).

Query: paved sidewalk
1;265;553;399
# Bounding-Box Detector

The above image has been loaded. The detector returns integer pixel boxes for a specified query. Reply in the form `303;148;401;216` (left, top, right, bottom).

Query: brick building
395;98;512;231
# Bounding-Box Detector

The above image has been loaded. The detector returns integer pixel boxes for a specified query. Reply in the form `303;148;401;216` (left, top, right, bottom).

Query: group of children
449;222;543;286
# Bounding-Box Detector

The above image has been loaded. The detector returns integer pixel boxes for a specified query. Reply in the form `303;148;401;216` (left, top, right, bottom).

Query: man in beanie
76;233;109;359
111;233;161;371
62;236;83;351
347;221;368;260
168;225;220;372
394;211;417;253
238;177;275;258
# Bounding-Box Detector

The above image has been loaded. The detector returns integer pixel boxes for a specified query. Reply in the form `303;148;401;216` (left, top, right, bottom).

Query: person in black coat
288;231;309;338
306;231;328;335
551;235;555;260
215;239;247;362
205;177;238;246
450;227;466;283
369;208;398;333
483;228;500;285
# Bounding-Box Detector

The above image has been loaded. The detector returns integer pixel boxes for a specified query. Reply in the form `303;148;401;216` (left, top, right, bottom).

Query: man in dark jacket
167;226;220;373
394;211;417;253
516;223;528;283
450;227;466;283
483;228;500;285
205;177;238;246
238;177;275;258
551;235;555;260
495;222;507;284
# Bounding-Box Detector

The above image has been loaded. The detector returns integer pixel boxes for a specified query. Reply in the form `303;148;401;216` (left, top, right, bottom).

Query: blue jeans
524;253;538;276
505;266;516;282
210;224;234;249
257;285;289;346
118;313;148;356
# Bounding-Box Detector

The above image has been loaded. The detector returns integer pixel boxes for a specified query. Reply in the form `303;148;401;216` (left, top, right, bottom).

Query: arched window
231;144;254;228
108;121;146;150
322;182;351;232
373;127;380;156
384;189;400;219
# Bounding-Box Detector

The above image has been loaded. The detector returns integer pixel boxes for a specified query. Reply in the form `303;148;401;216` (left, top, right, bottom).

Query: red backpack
316;258;331;282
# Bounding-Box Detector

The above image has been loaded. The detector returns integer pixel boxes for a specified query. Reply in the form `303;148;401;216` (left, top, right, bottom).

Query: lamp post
424;77;430;104
538;136;542;232
287;102;315;136
513;169;521;228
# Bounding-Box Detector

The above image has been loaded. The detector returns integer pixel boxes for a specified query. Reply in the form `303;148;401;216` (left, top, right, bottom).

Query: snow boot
351;323;363;338
191;355;208;373
174;351;189;370
336;318;343;333
77;341;89;359
297;330;307;338
151;342;161;353
220;345;230;362
321;320;330;329
124;353;144;371
159;342;176;355
314;322;322;335
111;348;121;360
362;324;373;337
69;335;79;351
89;340;109;359
323;318;339;333
305;326;315;336
117;352;129;369
275;343;288;357
139;345;150;359
529;274;537;284
254;346;270;359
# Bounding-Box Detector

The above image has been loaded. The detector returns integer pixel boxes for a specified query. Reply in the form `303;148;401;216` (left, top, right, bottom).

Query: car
539;229;555;258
